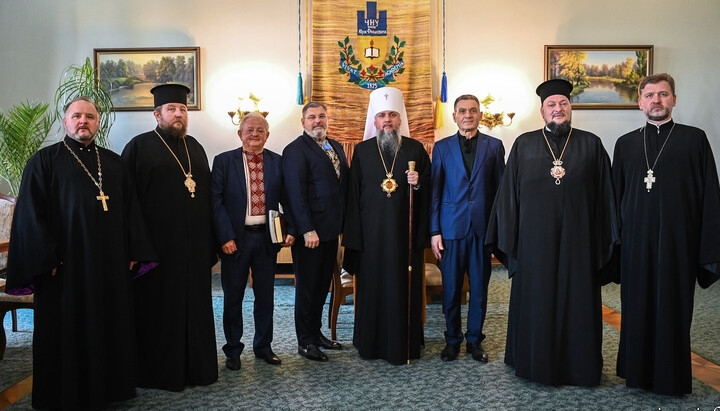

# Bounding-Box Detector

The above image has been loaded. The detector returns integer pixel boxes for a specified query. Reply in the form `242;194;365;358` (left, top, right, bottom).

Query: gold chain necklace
154;129;196;198
541;127;573;185
376;137;399;198
62;140;109;211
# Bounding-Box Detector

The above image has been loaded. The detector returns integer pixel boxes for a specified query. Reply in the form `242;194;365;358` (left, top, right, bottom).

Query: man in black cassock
612;73;720;396
122;84;218;391
486;79;619;386
6;97;155;409
343;87;430;365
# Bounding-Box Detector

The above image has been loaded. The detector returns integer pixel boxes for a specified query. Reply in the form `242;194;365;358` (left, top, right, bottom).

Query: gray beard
547;120;571;135
309;128;327;140
378;130;400;155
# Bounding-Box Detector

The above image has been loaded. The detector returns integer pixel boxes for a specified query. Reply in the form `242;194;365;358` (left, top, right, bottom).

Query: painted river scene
547;48;650;105
96;50;197;110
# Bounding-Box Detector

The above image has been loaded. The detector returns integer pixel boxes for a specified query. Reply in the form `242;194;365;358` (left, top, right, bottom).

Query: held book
268;210;287;243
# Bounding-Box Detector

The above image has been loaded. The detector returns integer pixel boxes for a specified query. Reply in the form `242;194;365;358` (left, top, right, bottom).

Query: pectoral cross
644;170;656;192
97;191;109;211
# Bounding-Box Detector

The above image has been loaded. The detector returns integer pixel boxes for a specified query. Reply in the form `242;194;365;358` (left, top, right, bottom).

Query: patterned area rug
0;312;32;393
4;267;720;409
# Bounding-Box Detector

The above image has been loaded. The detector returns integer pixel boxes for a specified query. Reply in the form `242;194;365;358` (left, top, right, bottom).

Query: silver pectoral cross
644;169;656;192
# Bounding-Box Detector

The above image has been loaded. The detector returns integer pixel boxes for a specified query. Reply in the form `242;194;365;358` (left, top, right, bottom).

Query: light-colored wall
431;0;720;158
2;0;719;173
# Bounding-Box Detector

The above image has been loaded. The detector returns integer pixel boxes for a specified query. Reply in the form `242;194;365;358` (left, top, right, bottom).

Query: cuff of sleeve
303;230;317;239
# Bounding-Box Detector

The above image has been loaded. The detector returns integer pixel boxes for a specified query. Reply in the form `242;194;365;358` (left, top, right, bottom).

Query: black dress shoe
298;344;329;361
225;355;241;370
256;350;282;365
440;343;461;362
467;342;489;363
318;334;343;350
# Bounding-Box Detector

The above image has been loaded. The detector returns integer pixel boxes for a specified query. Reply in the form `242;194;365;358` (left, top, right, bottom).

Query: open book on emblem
268;210;287;244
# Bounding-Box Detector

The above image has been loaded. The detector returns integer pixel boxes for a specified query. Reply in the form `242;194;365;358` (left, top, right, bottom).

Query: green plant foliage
53;57;115;147
0;102;53;195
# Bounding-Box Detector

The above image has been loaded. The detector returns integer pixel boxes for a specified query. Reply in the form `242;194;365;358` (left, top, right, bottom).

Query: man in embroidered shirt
612;73;720;395
211;112;294;370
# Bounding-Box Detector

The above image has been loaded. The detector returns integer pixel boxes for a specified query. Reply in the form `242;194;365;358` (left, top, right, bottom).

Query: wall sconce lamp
478;94;515;130
228;93;269;125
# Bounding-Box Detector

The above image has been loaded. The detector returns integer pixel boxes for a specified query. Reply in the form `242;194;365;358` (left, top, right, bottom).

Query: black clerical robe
122;128;218;391
342;137;430;365
6;137;155;409
486;128;619;386
612;120;720;396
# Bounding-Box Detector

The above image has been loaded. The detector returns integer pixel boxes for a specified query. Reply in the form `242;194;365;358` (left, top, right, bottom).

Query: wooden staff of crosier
407;160;416;365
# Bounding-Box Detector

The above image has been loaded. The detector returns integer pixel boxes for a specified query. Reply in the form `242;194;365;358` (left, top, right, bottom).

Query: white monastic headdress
362;87;411;140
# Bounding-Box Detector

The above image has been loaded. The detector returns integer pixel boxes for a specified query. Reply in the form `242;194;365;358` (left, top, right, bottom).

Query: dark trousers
221;230;277;357
292;238;338;346
439;230;491;345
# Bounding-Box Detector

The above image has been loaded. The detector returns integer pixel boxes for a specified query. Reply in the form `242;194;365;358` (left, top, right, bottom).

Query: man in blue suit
210;113;294;370
430;94;505;362
282;102;349;361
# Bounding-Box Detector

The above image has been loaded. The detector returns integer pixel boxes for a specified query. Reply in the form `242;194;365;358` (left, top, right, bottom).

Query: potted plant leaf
53;57;115;148
0;101;53;196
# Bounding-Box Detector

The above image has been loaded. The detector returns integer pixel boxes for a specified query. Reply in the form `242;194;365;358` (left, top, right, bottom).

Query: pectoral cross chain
644;170;656;192
97;191;109;211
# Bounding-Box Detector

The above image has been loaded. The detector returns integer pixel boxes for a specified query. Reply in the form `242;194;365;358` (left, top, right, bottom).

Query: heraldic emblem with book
337;1;407;90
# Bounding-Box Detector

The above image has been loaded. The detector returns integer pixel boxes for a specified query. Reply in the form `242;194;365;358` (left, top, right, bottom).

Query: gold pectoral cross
97;190;109;211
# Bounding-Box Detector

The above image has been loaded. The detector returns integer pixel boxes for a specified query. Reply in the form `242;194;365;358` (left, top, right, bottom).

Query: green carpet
3;267;719;410
0;316;32;393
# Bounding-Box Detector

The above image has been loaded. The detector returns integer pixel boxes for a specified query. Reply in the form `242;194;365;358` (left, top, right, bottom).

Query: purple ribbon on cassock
4;261;159;293
5;285;34;296
134;261;159;279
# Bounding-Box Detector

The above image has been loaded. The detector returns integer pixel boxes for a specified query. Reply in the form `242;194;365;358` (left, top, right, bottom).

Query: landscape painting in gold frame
94;47;200;111
544;45;653;109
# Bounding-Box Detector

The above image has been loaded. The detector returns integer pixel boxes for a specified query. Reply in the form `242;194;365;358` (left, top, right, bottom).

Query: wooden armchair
0;194;35;360
328;239;354;341
0;286;34;360
423;248;468;322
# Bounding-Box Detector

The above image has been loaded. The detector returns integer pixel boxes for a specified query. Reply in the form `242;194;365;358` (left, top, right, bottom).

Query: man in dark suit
282;102;349;361
430;94;505;362
210;112;294;370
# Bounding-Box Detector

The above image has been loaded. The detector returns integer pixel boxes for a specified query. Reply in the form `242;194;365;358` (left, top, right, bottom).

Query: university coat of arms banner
312;0;433;158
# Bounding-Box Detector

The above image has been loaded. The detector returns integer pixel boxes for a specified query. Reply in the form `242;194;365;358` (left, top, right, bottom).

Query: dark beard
159;122;187;138
378;130;400;157
547;120;571;135
648;113;670;122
